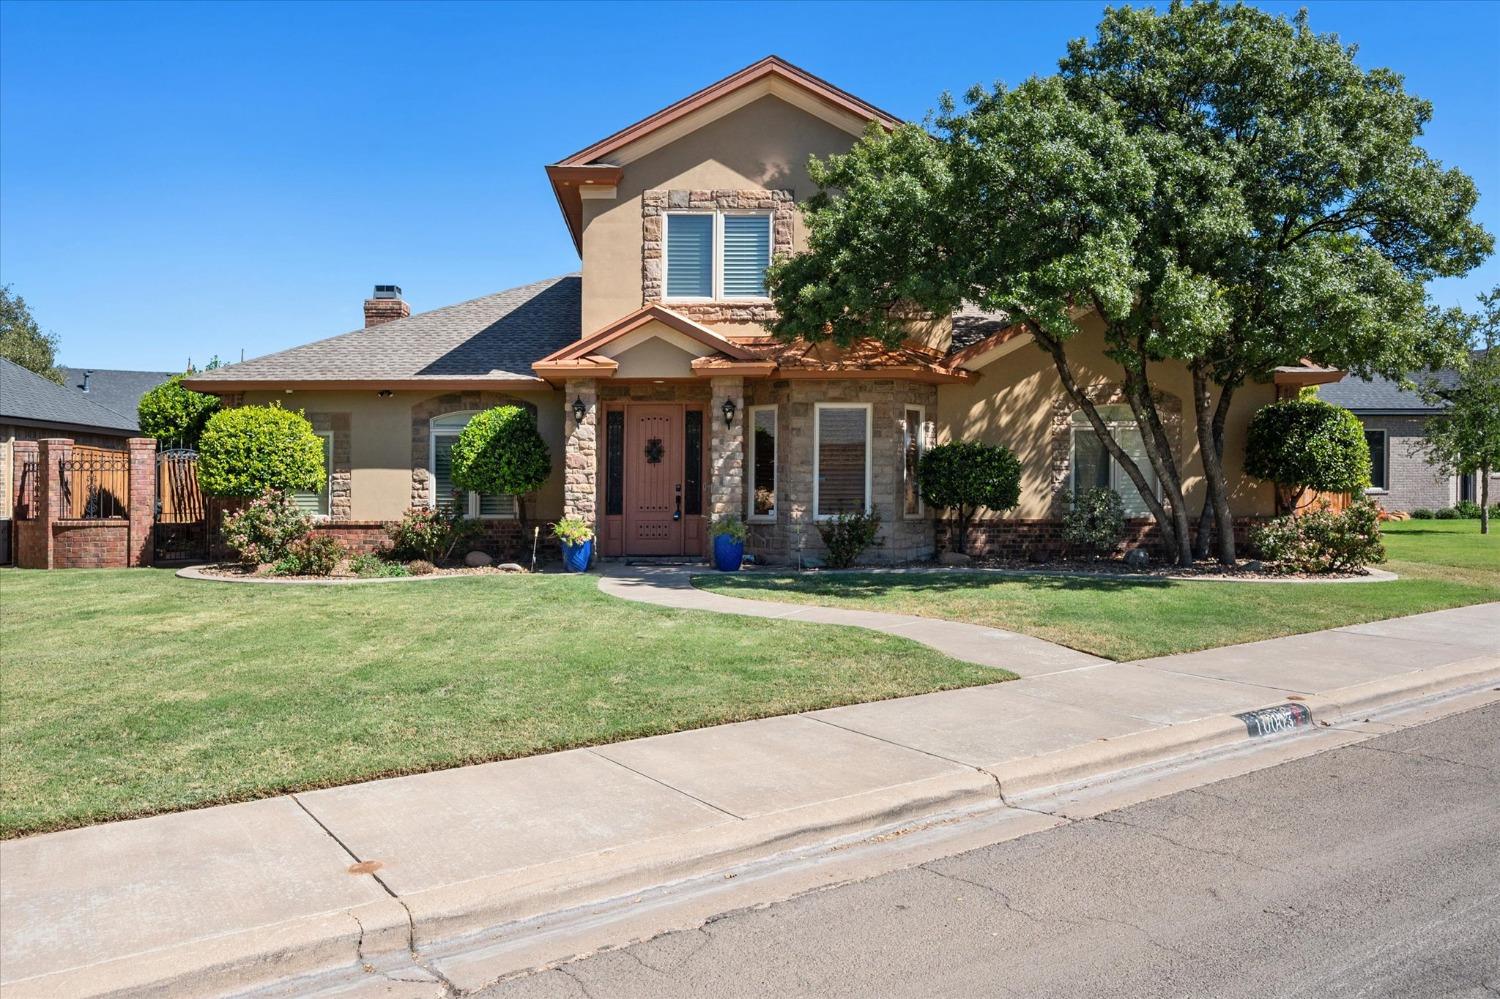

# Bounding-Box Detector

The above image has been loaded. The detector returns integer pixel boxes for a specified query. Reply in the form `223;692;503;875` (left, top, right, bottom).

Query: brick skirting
936;517;1261;560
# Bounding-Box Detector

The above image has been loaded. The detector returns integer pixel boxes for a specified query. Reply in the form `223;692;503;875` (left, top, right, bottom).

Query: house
59;367;176;433
1;359;157;561
1320;361;1496;512
185;56;1315;563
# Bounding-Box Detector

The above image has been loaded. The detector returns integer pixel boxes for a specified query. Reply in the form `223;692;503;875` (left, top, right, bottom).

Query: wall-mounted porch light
377;389;394;399
721;398;737;428
572;397;588;424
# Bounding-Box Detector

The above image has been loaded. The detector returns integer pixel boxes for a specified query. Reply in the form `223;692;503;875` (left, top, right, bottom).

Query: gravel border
174;565;540;586
725;564;1399;585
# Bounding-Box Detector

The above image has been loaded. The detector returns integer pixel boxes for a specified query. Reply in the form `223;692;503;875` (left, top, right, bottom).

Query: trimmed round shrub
198;405;326;498
1433;506;1461;520
1245;400;1371;510
450;406;551;522
917;441;1022;553
1409;508;1434;519
1063;486;1126;556
137;374;221;447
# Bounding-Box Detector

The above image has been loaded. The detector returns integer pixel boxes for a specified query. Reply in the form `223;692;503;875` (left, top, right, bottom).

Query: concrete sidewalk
3;596;1496;998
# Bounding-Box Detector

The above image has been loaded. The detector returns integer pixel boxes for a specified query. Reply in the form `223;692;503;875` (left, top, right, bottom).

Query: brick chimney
364;285;410;327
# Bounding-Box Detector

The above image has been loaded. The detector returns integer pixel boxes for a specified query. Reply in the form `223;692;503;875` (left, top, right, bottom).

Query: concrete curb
13;656;1496;997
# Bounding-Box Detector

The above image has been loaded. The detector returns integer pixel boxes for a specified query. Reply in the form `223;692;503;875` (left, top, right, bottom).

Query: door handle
674;492;682;521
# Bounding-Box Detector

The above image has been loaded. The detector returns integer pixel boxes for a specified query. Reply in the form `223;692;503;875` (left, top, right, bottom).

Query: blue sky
2;0;1497;371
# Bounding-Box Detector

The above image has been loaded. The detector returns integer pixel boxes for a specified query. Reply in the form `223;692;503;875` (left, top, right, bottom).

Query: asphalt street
480;703;1500;999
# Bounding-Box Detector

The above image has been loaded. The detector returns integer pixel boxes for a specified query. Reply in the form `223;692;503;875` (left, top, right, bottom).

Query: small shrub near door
221;489;312;565
273;535;345;577
1062;487;1126;556
816;509;882;568
1249;500;1386;573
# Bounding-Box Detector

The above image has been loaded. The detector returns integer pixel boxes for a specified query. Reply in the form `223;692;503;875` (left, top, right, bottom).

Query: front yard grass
0;571;1003;837
695;520;1498;663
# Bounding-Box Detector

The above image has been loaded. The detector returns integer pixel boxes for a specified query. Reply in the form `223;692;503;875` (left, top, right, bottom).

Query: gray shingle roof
59;367;174;423
0;359;141;433
949;304;1012;354
1319;357;1478;413
188;275;581;385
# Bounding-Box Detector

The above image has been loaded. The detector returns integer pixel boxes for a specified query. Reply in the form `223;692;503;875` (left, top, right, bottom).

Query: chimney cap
372;284;403;300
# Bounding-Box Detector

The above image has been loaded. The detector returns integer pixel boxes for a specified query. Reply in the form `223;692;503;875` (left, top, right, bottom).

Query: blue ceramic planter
561;538;593;573
712;534;745;572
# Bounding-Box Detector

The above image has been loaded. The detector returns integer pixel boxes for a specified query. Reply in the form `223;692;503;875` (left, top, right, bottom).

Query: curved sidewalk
596;564;1107;676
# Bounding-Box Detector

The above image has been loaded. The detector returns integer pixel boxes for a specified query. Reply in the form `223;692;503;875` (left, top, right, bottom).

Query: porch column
563;378;598;529
709;376;745;522
126;437;156;567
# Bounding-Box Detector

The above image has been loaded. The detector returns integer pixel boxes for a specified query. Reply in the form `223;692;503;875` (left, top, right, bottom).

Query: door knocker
644;437;665;464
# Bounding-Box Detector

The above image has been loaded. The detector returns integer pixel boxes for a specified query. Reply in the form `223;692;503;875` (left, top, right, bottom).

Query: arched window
429;412;516;519
1068;405;1159;517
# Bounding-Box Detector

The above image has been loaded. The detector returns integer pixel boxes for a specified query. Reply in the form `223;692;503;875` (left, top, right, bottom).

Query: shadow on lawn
746;571;1177;600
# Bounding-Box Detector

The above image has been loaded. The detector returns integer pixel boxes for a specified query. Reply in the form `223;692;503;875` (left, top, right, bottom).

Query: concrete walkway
597;564;1105;675
3;598;1497;998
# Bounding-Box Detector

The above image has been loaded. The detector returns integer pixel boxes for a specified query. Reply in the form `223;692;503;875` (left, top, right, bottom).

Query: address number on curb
1235;703;1313;738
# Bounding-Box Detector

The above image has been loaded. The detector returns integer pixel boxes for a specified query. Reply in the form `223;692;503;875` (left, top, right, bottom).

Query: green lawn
696;521;1499;663
0;572;1003;837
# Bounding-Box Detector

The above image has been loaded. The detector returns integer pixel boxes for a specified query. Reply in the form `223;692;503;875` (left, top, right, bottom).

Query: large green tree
0;286;63;384
768;1;1490;566
137;373;221;447
1424;286;1500;534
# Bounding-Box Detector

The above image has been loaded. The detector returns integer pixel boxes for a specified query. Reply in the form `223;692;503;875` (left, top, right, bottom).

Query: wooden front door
624;405;685;555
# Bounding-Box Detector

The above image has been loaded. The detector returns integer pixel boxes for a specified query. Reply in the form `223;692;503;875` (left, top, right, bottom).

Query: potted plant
552;518;595;573
709;516;748;572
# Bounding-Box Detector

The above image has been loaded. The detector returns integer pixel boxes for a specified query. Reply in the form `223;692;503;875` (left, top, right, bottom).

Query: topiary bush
1409;508;1434;519
917;441;1022;555
221;489;312;565
386;505;480;563
1063;486;1126;556
1245;400;1371;511
136;374;221;447
449;406;551;527
273;534;345;577
198;404;327;498
1249;500;1386;573
816;508;882;568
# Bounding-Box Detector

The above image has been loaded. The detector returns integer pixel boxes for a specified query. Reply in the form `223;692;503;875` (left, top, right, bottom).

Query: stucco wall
580;95;860;336
934;315;1278;522
238;389;565;522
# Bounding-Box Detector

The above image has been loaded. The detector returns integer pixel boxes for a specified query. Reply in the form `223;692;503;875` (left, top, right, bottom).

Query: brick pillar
710;376;745;521
36;438;73;569
563;379;598;528
126;437;156;566
10;439;38;567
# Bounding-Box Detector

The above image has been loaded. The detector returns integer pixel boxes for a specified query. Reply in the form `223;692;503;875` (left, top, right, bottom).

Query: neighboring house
59;367;176;432
1320;362;1495;512
0;358;147;556
185;56;1323;563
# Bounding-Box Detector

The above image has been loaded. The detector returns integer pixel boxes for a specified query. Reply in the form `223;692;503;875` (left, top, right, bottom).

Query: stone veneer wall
562;379;598;526
641;189;794;323
710;377;745;520
743;378;938;565
305;412;352;520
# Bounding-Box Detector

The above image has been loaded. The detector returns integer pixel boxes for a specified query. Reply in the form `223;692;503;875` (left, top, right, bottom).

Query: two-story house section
189;56;1316;564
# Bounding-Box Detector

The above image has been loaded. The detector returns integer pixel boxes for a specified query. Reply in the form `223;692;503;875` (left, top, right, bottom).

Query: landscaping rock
939;551;972;566
464;551;495;568
1124;548;1151;569
496;562;525;573
1244;559;1265;572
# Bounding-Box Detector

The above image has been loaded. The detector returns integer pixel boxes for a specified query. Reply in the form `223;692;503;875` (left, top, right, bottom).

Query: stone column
563;379;598;528
126;437;156;567
709;376;745;521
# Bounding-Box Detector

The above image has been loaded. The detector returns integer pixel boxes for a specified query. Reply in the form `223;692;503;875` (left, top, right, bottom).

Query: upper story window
664;211;772;301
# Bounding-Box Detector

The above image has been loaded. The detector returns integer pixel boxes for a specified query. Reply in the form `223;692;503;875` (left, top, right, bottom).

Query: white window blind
1069;406;1158;517
722;215;771;298
816;406;870;518
293;433;333;516
665;214;714;298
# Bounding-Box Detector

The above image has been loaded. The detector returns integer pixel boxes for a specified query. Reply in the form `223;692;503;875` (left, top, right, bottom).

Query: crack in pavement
556;965;601;999
1089;812;1291;877
1347;741;1498;774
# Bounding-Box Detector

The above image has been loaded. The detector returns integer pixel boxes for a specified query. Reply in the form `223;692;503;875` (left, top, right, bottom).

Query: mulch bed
197;561;533;582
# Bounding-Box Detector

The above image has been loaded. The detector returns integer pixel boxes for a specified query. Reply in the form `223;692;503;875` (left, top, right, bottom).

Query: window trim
902;405;927;520
1364;428;1388;493
812;402;873;521
294;431;335;518
663;209;774;304
1067;408;1162;516
747;404;778;523
428;412;517;520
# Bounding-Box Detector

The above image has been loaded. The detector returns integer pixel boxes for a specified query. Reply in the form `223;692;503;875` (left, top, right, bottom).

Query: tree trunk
957;503;970;555
1032;326;1190;565
1122;361;1194;568
1191;366;1237;565
515;494;529;560
1482;466;1491;535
